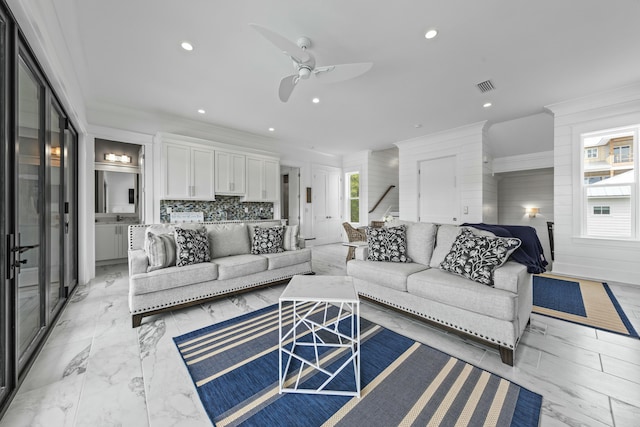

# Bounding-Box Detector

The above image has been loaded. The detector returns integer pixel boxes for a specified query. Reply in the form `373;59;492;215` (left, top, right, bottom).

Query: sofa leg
132;314;143;328
499;346;514;366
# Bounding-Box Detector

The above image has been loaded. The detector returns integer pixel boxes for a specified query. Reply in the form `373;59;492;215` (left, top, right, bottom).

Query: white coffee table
278;275;360;397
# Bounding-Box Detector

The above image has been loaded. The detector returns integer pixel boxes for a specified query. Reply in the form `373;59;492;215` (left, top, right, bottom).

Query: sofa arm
493;261;529;294
355;245;369;260
129;249;149;276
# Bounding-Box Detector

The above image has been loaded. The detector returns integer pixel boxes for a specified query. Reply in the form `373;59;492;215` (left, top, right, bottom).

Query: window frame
585;147;598;159
345;171;360;224
593;206;611;215
580;126;638;240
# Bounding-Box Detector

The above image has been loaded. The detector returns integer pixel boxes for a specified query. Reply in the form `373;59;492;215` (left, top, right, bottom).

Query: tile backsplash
160;196;274;223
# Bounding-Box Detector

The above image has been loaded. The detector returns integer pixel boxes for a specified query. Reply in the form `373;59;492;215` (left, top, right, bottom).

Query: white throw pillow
145;232;176;272
205;223;250;258
283;225;299;251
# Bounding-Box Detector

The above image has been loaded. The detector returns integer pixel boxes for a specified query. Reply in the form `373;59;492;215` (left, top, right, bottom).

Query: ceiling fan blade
279;75;298;102
249;24;310;64
313;62;373;83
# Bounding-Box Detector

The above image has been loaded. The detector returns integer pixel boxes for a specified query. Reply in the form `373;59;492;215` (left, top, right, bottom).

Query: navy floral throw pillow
251;226;284;254
174;227;211;267
440;228;521;286
366;225;412;263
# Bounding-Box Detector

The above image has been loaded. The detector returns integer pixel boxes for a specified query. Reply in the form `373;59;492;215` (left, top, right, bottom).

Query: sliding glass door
0;3;79;412
16;52;46;370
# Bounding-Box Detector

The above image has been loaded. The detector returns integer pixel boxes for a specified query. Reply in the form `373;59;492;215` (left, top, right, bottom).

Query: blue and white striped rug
174;303;541;426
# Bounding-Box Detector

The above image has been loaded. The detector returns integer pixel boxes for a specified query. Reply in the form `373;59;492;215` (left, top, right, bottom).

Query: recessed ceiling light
424;29;438;40
483;102;492;108
181;41;194;51
268;127;275;132
197;109;205;114
312;97;320;104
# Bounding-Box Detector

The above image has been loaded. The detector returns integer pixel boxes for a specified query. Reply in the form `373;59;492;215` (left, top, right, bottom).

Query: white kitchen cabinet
163;142;215;200
246;157;279;201
215;151;246;195
95;224;128;261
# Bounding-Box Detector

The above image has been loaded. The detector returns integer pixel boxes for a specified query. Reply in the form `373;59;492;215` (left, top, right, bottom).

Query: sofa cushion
213;254;268;280
439;228;521;286
386;220;436;265
365;225;412;263
347;259;428;292
130;262;218;295
406;268;516;321
175;227;211;267
283;225;299;251
250;226;285;254
145;232;177;272
205;223;250;258
261;248;311;270
429;224;462;268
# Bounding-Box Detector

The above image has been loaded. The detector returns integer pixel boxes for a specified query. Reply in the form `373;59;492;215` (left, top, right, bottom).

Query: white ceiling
52;0;640;157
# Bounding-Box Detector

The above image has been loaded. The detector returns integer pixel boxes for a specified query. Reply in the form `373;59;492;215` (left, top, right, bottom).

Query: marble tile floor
1;243;639;426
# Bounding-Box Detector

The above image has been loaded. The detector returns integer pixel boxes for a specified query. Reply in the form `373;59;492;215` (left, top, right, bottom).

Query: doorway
280;166;300;226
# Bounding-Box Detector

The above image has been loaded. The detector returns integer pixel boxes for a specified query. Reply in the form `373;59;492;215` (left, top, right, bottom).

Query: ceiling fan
250;24;373;102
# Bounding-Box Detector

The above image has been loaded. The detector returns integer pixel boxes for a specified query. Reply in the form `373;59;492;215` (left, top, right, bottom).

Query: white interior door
312;167;342;245
419;156;459;224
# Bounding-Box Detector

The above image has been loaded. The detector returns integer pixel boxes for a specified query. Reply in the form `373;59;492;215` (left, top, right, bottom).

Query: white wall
395;122;492;223
497;168;554;267
547;83;640;286
367;148;399;224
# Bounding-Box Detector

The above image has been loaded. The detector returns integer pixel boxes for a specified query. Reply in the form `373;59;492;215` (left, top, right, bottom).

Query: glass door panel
17;55;44;367
49;104;63;313
64;127;78;293
0;6;9;406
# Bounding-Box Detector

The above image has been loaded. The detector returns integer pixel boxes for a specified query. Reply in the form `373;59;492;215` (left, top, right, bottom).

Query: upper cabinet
163;142;215;200
246;156;279;201
155;133;279;203
215;151;246;195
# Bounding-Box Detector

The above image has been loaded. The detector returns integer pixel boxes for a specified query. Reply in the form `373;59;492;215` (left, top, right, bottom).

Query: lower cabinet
95;224;128;261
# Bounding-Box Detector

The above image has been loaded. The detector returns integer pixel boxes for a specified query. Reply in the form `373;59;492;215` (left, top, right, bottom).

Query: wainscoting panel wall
547;83;640;286
395;122;492;224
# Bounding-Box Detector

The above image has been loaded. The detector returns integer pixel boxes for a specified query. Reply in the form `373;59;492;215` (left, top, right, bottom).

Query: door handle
12;244;39;254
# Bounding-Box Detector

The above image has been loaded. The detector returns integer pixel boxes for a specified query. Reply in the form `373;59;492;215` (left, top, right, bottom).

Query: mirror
95;170;139;213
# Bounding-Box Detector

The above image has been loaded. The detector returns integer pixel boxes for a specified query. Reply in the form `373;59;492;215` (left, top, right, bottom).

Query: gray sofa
347;220;532;366
127;220;312;327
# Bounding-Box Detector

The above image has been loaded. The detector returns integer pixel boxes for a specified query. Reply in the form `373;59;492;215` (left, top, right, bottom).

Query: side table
278;275;360;397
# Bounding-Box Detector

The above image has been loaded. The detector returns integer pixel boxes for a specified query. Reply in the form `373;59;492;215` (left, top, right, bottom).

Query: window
582;127;637;239
346;172;359;223
593;206;610;215
613;145;631;163
585;147;598;159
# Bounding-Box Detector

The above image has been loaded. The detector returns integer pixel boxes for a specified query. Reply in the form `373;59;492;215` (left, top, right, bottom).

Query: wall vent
476;80;495;93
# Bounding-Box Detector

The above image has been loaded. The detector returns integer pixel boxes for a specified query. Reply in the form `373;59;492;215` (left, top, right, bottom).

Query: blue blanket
462;223;548;274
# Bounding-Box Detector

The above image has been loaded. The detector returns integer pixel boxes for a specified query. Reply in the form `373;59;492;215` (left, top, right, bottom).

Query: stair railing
368;185;396;214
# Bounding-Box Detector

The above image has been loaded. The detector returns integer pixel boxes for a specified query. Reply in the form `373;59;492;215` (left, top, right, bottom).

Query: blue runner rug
533;274;639;338
174;303;541;426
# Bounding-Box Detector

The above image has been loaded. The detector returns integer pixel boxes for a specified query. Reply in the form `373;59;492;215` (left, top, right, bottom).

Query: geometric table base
278;276;360;397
